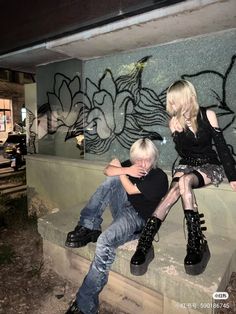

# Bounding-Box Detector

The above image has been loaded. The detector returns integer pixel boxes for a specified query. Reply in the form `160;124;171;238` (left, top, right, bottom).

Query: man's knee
95;233;115;271
102;176;120;188
104;176;120;183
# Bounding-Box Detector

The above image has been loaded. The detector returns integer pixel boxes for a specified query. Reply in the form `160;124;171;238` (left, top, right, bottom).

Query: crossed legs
131;170;211;276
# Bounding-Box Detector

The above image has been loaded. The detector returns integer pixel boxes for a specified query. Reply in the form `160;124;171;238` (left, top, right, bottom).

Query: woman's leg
152;174;182;220
177;171;211;275
130;173;182;275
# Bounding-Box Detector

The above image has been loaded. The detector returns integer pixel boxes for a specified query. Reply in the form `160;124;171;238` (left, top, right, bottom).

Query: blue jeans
79;176;128;230
76;177;145;314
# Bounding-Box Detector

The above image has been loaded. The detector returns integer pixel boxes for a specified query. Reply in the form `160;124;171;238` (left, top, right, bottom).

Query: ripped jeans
76;177;145;314
79;176;129;230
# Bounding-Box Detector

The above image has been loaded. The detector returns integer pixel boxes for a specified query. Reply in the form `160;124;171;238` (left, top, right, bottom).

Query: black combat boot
130;216;162;276
65;225;101;248
65;300;99;314
65;301;83;314
184;210;210;275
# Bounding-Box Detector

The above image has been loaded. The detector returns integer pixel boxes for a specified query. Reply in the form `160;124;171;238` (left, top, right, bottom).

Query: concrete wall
26;154;236;241
26;154;106;217
35;29;236;171
36;59;83;158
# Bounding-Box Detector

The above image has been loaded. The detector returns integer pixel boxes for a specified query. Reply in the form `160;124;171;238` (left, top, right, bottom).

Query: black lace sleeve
200;107;236;182
210;127;236;182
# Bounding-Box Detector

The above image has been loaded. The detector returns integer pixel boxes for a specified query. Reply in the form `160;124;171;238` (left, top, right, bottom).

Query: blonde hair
166;80;199;133
130;138;159;168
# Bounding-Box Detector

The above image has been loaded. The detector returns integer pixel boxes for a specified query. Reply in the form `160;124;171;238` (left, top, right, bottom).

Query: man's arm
119;174;141;195
104;159;146;178
104;159;145;195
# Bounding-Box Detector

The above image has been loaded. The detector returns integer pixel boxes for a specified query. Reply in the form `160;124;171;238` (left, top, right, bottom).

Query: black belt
179;156;218;167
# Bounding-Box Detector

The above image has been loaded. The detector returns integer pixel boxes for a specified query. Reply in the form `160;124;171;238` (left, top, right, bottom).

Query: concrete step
0;184;27;195
0;169;25;179
38;203;236;314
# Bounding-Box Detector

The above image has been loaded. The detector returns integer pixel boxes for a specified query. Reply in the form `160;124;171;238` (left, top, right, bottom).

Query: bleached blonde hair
130;138;159;168
166;80;200;133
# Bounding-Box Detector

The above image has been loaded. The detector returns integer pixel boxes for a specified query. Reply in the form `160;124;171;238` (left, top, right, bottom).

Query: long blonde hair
166;80;199;133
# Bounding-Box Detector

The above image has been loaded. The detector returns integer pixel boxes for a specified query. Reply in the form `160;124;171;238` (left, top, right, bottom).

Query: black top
172;107;236;181
122;160;168;221
172;108;220;165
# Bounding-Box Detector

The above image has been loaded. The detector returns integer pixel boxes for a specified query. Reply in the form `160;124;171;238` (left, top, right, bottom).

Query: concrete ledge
26;155;107;216
28;154;236;239
43;240;164;314
28;155;236;313
38;203;236;314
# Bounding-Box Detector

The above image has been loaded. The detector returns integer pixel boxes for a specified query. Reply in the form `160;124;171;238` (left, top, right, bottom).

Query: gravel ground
0;195;128;314
0;195;235;314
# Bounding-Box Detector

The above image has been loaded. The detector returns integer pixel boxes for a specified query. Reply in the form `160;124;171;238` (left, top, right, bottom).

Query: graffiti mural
182;54;236;157
37;54;236;157
182;54;236;130
38;56;168;154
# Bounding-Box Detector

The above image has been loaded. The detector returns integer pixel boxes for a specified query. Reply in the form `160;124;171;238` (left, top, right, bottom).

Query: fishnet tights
153;173;200;221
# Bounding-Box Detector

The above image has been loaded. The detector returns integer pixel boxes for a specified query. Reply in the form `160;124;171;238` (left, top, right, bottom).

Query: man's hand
127;164;147;178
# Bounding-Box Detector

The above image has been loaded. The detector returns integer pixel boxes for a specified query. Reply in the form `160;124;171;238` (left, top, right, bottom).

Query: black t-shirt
121;160;169;221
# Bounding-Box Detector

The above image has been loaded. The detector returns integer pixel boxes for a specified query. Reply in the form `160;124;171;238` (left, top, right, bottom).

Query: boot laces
138;218;159;249
183;213;206;251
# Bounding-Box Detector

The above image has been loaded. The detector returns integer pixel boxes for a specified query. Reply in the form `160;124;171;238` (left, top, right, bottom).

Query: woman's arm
206;109;219;128
206;110;236;191
169;117;183;133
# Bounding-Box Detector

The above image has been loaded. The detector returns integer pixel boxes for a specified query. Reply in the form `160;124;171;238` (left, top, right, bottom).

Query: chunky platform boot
130;216;162;276
184;210;210;275
65;225;101;248
65;301;84;314
65;300;99;314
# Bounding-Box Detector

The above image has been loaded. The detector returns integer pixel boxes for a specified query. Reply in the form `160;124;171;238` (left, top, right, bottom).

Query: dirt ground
0;194;235;314
0;195;127;314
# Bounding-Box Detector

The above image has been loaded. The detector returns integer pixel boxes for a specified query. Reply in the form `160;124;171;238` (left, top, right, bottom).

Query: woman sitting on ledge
130;79;236;277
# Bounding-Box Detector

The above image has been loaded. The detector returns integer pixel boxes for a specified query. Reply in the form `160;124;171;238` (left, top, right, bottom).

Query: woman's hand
169;117;183;133
230;181;236;191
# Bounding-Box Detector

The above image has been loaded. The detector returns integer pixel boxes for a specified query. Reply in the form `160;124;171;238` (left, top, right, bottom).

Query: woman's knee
168;180;180;198
179;172;205;192
179;174;194;195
